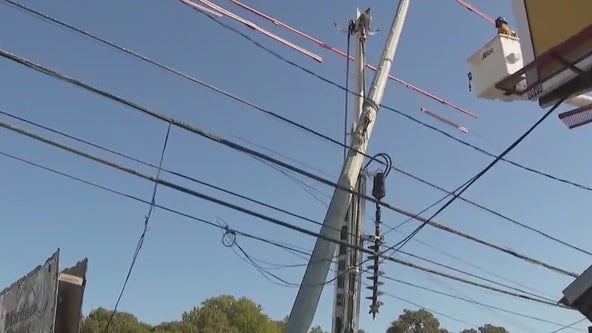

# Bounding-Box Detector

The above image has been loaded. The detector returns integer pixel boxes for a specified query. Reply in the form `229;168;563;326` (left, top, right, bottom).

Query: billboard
510;0;592;105
0;250;60;333
55;258;88;333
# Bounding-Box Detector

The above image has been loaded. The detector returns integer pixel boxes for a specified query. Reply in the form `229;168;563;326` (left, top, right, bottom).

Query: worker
355;7;372;38
495;16;517;37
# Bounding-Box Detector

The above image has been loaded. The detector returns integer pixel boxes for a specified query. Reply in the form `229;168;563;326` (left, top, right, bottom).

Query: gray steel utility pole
285;1;411;332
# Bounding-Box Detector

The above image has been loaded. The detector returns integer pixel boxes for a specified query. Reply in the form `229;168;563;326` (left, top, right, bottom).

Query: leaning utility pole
285;1;411;333
331;9;369;333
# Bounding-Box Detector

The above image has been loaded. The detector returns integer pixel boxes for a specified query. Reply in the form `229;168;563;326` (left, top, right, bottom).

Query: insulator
372;172;386;200
366;264;379;271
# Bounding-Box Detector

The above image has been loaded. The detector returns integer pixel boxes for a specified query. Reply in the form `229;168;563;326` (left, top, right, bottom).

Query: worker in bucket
495;16;517;37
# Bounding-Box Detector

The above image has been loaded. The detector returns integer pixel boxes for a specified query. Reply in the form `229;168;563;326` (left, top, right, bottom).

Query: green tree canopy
80;296;510;333
387;309;450;333
461;324;510;333
181;295;281;333
81;307;152;333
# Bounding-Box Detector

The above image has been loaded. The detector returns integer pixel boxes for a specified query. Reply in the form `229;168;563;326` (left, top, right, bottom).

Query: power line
224;220;500;331
209;220;572;330
231;142;574;302
390;166;592;256
196;0;587;263
4;0;592;258
0;129;571;309
223;223;300;288
230;236;504;330
379;289;478;328
0;109;331;231
390;97;567;254
383;276;578;329
0;51;579;277
424;273;542;333
255;152;558;301
198;7;592;193
234;135;592;269
219;231;575;331
396;250;556;302
395;228;555;299
102;122;171;333
548;318;588;333
3;135;560;330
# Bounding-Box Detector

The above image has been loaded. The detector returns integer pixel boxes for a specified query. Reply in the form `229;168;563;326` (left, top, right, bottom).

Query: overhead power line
197;6;592;194
229;231;479;328
0;124;572;309
102;122;171;333
233;136;592;261
3;2;591;259
0;109;527;291
380;289;478;328
0;110;568;298
7;107;556;302
216;0;478;119
548;318;589;333
390;166;592;256
1;147;571;325
220;228;577;330
234;235;569;330
396;250;556;302
0;50;580;278
383;276;578;330
390;97;568;253
0;109;355;236
4;0;591;195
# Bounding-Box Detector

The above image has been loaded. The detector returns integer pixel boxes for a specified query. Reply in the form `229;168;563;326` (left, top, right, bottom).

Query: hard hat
495;16;506;28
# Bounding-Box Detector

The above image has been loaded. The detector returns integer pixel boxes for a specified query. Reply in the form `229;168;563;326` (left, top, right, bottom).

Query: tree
152;321;198;333
181;295;282;333
83;298;517;333
81;308;152;333
476;324;509;333
461;324;509;333
386;309;450;333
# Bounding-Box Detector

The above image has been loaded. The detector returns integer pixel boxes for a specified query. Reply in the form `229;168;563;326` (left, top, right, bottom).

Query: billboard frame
495;23;592;104
0;250;60;333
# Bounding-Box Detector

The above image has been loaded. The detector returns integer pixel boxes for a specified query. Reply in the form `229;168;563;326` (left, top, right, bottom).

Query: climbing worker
354;7;372;38
495;16;517;37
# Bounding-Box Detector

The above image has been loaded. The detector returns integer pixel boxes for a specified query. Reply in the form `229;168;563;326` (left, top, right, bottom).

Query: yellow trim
523;0;592;81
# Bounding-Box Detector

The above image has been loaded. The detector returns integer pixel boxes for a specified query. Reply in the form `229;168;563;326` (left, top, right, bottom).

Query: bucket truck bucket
467;34;527;102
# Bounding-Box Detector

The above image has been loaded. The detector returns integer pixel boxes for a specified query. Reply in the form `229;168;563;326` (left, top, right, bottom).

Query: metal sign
0;250;60;333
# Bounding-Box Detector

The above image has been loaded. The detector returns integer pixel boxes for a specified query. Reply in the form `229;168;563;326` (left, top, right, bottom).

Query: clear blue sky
1;0;592;332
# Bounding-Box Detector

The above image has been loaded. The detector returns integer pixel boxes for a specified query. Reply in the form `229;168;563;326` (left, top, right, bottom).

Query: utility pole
285;1;411;333
331;9;370;333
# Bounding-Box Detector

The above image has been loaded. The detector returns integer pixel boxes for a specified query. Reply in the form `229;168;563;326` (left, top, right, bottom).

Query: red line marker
225;0;478;119
190;0;323;62
180;0;223;17
455;0;495;24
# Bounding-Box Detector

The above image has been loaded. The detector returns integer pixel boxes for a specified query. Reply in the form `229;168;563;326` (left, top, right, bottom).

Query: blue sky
1;0;592;332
